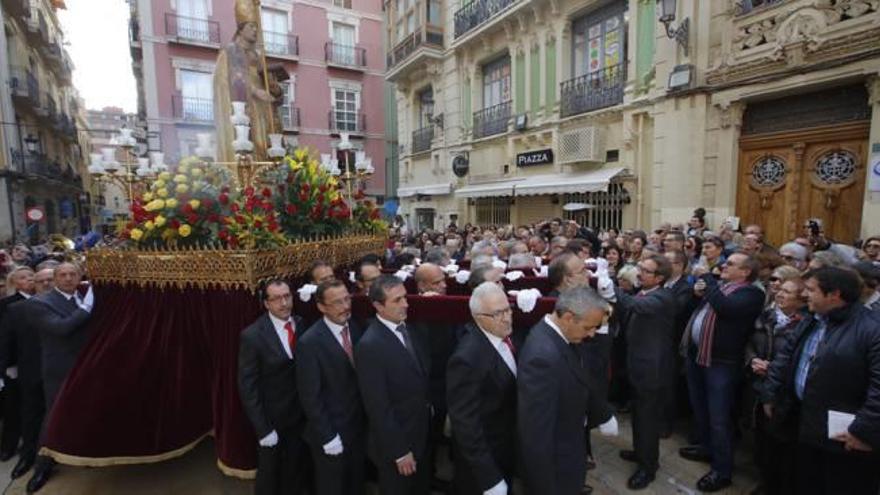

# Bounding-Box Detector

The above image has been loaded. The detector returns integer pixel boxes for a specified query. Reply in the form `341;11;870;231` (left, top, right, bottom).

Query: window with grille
562;182;626;231
333;89;359;131
261;8;288;56
280;80;295;129
482;56;511;108
475;197;511;226
572;3;626;77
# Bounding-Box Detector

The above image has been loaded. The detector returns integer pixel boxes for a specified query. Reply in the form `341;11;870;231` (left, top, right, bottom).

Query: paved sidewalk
0;414;760;494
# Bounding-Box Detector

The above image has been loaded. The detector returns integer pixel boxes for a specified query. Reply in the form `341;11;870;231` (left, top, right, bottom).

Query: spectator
527;236;547;258
862;235;880;263
852;261;880;311
766;265;802;304
685;235;704;267
779;242;809;272
309;260;335;285
687;209;707;237
663;231;686;254
602;243;624;278
616;265;640;293
627;231;647;264
808;250;845;271
424;247;451;267
694;237;726;279
547;252;590;297
763;267;880;494
548;236;568;259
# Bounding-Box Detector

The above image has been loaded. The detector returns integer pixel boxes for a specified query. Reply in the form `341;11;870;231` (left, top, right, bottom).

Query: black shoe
679;445;712;463
619;449;638;463
0;450;15;462
696;471;732;492
26;464;53;494
627;469;656;490
12;455;35;479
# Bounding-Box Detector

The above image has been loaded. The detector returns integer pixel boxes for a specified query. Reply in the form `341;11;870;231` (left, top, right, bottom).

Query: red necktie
503;336;516;356
341;325;354;363
284;321;297;354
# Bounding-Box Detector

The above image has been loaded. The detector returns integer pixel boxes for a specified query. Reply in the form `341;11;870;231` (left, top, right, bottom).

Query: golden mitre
235;0;259;26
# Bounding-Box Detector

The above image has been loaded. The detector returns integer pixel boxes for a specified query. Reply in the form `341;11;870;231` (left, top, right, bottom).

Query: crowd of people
1;208;879;495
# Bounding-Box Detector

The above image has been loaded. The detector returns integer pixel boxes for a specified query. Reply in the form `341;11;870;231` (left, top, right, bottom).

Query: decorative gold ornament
234;0;259;26
85;234;385;292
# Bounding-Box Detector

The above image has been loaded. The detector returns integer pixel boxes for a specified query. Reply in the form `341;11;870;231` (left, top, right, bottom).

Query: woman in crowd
694;236;726;278
765;265;801;305
685;235;703;266
602;243;625;279
745;277;808;495
626;231;647;265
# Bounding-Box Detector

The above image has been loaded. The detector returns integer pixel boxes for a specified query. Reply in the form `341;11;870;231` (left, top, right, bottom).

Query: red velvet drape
44;285;556;473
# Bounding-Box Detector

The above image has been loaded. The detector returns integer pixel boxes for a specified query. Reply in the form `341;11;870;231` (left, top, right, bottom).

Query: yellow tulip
158;171;172;181
155;215;166;227
154;179;166;189
178;224;192;237
294;149;307;161
130;228;144;241
144;199;165;211
141;192;154;202
173;174;188;183
144;221;154;231
165;198;179;209
176;184;189;194
189;199;200;210
157;188;169;198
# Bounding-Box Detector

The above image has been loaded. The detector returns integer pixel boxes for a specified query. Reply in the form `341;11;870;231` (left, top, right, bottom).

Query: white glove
538;266;549;278
455;270;471;285
442;264;459;275
77;285;95;313
484;479;508;495
503;270;524;281
491;258;507;270
402;264;417;273
414;258;422;266
599;416;619;436
297;284;317;302
322;434;344;456
349;271;356;283
534;256;543;267
394;270;411;281
514;288;541;313
594;257;609;273
5;367;17;380
597;275;616;301
259;430;279;447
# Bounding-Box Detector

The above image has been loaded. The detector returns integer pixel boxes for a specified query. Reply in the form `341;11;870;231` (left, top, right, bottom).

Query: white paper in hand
828;410;855;439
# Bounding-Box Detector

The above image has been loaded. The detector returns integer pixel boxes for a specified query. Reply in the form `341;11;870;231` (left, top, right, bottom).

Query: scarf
688;281;750;367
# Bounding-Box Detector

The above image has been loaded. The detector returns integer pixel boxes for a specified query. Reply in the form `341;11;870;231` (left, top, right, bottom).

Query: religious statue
213;0;285;162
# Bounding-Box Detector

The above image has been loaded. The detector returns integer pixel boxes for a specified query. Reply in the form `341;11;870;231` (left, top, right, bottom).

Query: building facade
128;0;387;198
0;0;92;243
388;0;880;245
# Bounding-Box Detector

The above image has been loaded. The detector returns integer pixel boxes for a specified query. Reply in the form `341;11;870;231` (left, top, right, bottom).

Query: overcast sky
58;0;137;113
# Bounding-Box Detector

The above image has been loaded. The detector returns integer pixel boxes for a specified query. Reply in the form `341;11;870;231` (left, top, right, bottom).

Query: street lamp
657;0;689;56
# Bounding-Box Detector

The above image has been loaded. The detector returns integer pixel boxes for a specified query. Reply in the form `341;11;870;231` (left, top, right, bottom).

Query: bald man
415;263;447;297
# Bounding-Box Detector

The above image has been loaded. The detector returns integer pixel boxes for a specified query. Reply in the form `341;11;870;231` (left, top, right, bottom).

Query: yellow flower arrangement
154;215;166;227
189;199;200;210
130;228;144;241
178;224;192;237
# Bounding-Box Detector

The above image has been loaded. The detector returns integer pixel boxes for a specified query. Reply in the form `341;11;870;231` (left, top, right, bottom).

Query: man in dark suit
679;253;765;492
26;262;94;493
296;280;365;495
356;275;431;495
662;249;695;436
608;255;676;490
447;282;518;495
518;287;616;495
238;279;309;495
0;267;34;462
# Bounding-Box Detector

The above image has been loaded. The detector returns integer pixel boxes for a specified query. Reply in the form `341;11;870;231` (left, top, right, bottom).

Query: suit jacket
355;319;431;465
29;290;92;402
296;317;365;449
238;313;305;439
614;287;677;390
668;277;694;342
410;320;467;414
518;319;608;495
446;323;517;493
0;300;42;386
0;292;27;370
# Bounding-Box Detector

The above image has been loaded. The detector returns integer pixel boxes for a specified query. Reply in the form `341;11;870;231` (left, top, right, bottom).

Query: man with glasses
238;280;309;495
679;253;764;492
779;242;809;272
606;255;677;490
447;282;518;495
296;280;365;495
663;231;686;254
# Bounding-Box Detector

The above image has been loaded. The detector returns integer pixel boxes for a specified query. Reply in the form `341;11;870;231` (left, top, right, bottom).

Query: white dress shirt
268;313;294;359
543;314;569;344
323;317;349;350
478;326;516;376
55;287;76;302
376;314;407;347
18;291;31;300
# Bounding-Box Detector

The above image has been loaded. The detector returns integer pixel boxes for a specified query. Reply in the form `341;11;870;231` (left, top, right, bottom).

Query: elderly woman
745;278;807;495
765;265;801;304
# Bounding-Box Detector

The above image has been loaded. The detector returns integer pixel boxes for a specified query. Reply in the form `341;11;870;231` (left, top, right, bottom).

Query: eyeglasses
637;265;656;275
477;307;513;319
768;276;780;282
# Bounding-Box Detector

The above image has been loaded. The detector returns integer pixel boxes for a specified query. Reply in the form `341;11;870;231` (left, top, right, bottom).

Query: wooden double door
737;122;869;248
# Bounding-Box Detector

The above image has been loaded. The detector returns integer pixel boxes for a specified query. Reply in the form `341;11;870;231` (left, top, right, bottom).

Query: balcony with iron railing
472;101;511;139
325;42;367;70
58;51;74;84
165;13;221;46
264;31;299;59
9;68;41;109
454;0;520;39
328;111;366;134
411;125;434;154
171;95;214;123
560;63;626;118
26;8;49;46
42;40;63;67
386;27;444;76
281;107;301;131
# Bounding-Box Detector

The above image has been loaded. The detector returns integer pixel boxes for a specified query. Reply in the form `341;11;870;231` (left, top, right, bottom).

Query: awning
455;178;524;198
397;182;453;198
513;167;626;196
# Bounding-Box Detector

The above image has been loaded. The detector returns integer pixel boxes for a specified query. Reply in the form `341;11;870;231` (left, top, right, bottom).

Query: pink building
128;0;386;197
